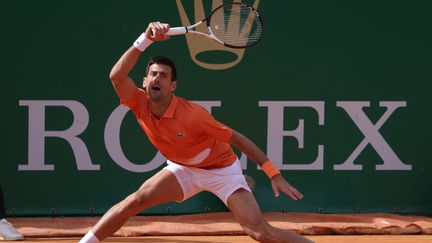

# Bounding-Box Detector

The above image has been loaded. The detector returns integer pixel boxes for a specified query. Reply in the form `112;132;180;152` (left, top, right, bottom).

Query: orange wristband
261;160;281;179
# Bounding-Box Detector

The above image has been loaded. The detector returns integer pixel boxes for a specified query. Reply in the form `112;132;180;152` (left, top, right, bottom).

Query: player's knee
115;193;147;217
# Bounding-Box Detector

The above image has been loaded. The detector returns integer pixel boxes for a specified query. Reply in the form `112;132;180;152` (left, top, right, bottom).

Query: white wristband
133;33;153;52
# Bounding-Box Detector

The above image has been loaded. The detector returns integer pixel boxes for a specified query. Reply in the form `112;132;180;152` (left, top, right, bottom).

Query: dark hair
146;56;177;81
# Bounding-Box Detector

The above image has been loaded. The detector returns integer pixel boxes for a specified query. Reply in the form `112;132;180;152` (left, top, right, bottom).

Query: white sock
79;230;100;243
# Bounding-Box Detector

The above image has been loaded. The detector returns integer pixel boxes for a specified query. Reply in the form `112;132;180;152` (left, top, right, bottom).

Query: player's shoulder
134;88;147;98
177;96;206;110
176;96;210;117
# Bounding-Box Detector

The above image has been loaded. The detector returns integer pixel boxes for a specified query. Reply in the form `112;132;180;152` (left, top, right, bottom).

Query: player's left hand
270;174;304;200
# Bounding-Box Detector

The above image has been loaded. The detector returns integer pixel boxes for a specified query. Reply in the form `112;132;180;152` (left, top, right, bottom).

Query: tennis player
79;22;312;243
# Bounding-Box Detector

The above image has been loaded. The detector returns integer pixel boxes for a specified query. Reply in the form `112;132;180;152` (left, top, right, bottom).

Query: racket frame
165;3;263;49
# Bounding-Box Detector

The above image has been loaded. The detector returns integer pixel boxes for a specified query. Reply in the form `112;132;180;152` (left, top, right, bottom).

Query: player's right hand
146;22;170;41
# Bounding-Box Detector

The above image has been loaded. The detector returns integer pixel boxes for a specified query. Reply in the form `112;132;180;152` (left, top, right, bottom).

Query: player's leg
83;169;183;242
227;189;313;243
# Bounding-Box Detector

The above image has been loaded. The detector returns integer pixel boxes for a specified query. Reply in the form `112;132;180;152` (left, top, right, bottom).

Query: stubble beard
148;90;172;102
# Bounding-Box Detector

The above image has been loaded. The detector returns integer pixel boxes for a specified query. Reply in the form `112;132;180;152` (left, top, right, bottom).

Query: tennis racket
164;2;263;49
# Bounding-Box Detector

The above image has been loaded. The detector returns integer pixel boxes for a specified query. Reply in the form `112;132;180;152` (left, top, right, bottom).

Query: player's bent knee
115;193;148;217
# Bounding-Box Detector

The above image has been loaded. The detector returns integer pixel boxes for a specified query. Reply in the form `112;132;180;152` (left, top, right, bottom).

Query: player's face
144;64;176;101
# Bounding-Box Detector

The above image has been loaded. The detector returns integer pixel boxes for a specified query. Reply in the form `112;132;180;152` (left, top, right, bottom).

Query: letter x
334;101;411;170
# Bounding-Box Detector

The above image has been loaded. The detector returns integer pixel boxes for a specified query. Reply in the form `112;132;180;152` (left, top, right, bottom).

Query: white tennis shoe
0;219;24;241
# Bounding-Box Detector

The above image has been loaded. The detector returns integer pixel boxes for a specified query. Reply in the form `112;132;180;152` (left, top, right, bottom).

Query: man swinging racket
79;21;313;243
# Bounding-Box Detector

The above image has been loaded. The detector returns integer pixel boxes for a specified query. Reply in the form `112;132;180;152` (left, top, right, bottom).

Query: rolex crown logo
175;0;261;70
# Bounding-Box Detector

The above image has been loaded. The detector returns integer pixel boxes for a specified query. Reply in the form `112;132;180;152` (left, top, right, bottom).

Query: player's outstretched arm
109;22;170;102
109;46;142;102
229;130;304;200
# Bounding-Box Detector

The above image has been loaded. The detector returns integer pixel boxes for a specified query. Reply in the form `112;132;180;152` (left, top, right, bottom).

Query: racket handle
166;27;188;36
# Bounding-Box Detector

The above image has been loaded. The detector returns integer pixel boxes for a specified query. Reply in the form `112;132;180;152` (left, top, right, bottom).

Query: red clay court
5;212;432;242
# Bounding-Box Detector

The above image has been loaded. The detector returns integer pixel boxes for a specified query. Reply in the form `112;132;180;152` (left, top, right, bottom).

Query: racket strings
210;4;263;47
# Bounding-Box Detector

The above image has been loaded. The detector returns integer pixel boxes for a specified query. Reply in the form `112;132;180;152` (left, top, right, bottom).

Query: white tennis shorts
163;159;251;205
